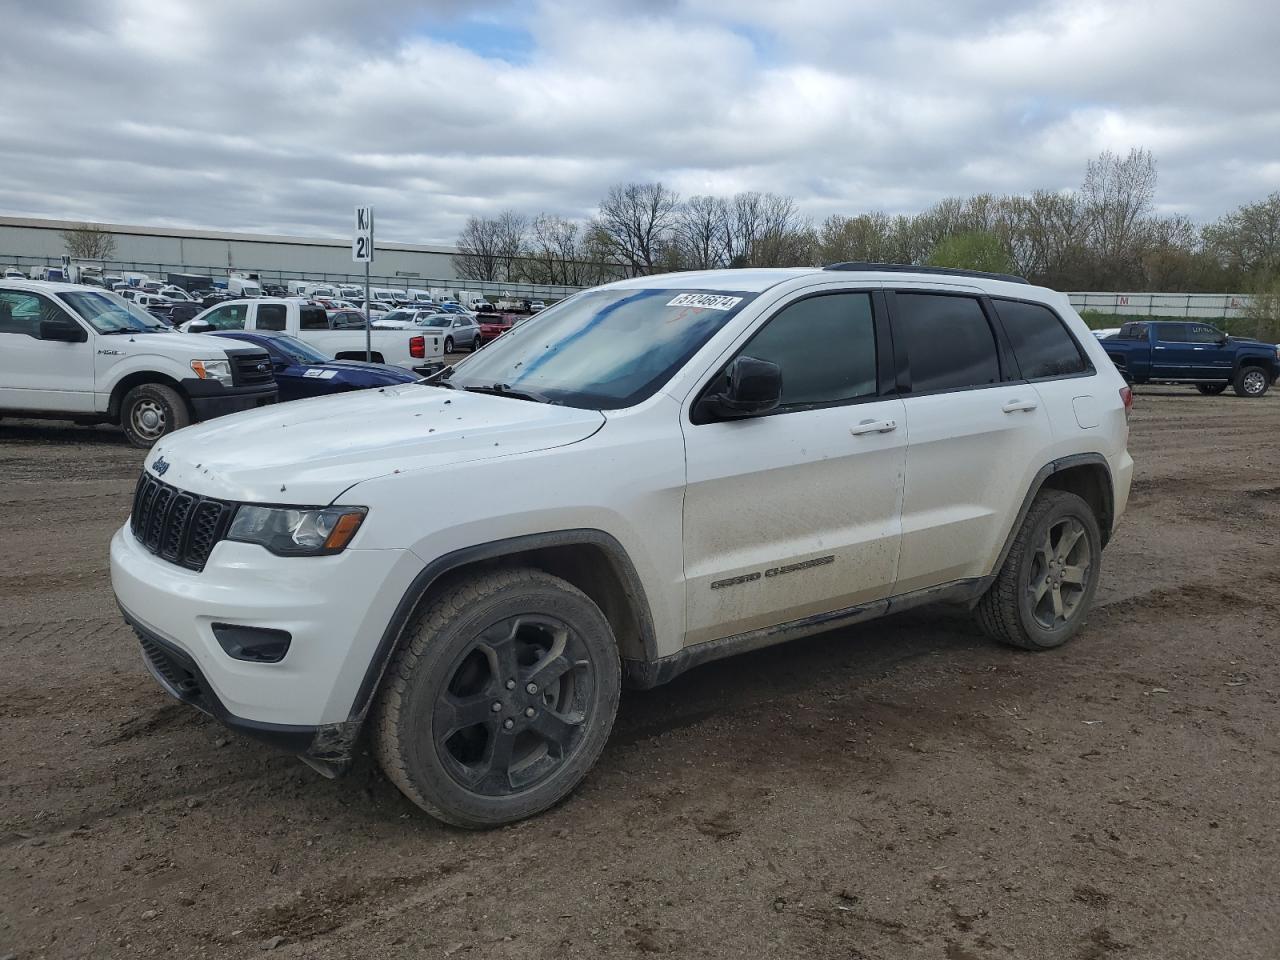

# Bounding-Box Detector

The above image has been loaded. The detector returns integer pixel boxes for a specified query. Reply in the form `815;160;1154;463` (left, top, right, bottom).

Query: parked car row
0;280;435;447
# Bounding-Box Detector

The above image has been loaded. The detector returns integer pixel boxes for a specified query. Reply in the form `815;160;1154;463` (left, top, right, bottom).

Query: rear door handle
850;419;897;436
1001;399;1038;413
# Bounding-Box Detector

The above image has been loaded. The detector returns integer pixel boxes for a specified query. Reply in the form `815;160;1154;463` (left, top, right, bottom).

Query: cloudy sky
1;0;1276;245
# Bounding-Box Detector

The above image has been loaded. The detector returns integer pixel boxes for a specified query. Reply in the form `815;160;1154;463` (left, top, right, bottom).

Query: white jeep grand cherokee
111;264;1134;828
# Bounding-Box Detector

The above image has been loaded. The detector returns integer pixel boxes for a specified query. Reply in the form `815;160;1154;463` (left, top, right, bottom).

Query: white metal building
0;215;579;299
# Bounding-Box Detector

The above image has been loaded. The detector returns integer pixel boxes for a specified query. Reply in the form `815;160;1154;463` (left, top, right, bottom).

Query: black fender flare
346;528;659;724
974;452;1115;603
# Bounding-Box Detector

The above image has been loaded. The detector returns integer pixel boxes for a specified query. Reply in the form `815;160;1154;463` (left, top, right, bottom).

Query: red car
476;312;518;346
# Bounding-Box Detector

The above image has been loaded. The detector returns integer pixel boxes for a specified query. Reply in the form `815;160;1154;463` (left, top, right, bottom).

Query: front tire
1233;366;1270;398
119;383;190;448
373;568;621;828
975;490;1102;650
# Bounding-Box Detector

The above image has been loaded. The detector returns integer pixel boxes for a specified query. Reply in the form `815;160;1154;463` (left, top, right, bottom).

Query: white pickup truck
179;298;444;373
0;280;277;447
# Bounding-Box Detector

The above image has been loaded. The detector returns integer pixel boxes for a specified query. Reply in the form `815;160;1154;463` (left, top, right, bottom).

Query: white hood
145;385;605;504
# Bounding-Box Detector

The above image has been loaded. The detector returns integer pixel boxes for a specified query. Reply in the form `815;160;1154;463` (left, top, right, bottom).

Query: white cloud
0;0;1275;243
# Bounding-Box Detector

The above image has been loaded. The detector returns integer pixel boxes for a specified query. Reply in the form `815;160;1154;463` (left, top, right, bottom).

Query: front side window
200;303;248;330
733;292;878;407
1186;324;1224;343
257;304;287;331
0;290;60;338
444;288;758;409
993;299;1088;380
894;293;1000;392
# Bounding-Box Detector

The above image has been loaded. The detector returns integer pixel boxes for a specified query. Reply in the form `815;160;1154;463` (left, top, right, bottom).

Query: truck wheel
974;490;1102;651
444;336;454;354
120;383;191;448
1233;366;1270;398
1195;383;1228;395
373;567;621;828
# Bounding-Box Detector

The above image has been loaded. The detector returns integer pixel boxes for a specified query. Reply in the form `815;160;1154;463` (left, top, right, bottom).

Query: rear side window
257;304;287;331
1118;322;1148;340
894;294;999;392
993;299;1088;380
736;292;878;408
1155;323;1189;341
299;307;329;330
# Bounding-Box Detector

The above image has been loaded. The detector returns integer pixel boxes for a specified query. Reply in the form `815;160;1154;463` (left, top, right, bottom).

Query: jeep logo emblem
152;456;170;476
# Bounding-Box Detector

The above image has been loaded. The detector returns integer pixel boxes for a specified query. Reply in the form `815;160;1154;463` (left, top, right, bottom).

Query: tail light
410;335;425;359
1119;385;1133;420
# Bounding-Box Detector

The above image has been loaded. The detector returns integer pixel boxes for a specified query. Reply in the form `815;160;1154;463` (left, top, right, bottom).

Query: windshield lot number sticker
667;293;742;310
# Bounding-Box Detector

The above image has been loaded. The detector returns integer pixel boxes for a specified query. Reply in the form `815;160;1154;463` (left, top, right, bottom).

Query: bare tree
60;222;117;261
493;211;528;281
522;214;586;286
1081;147;1157;286
594;182;680;276
453;215;505;281
726;192;812;267
673;195;731;270
1202;192;1280;279
815;212;900;264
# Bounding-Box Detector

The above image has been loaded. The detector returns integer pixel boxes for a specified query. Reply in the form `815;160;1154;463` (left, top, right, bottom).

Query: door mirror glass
39;316;86;342
701;356;782;419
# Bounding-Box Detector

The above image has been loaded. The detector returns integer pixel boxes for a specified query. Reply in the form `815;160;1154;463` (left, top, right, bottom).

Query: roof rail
823;262;1030;285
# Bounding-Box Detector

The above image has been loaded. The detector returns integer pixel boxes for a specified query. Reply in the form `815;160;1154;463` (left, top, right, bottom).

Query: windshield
266;335;332;364
59;290;167;333
445;288;757;409
416;314;452;327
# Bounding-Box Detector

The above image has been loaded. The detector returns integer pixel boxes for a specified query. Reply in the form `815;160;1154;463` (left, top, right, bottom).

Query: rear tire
975;490;1102;651
1195;383;1228;395
374;568;621;828
1233;366;1270;398
444;336;454;354
119;383;190;448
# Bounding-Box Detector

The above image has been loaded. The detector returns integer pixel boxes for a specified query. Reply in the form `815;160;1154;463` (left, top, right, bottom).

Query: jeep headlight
227;505;367;556
190;359;234;384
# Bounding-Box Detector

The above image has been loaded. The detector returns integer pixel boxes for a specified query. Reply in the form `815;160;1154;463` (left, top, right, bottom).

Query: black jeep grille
130;473;234;571
229;351;274;386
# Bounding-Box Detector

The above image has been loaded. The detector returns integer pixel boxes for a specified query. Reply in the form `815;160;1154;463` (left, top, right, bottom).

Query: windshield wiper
417;366;457;387
462;382;551;404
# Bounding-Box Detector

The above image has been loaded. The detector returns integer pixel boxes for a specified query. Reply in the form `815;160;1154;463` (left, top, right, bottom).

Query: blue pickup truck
1101;320;1279;398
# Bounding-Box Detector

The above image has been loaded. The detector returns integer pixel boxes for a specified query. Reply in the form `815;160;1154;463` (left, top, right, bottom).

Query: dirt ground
2;388;1278;960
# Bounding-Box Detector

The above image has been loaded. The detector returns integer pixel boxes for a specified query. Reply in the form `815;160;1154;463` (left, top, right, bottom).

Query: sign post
353;206;374;361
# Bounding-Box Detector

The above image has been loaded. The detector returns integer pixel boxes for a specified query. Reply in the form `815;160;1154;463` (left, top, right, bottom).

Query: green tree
927;231;1014;274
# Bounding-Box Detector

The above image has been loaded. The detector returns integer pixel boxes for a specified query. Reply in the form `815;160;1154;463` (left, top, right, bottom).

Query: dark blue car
212;332;418;401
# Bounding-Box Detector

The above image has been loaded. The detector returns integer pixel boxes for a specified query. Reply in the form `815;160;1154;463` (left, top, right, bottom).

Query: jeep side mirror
39;316;87;342
698;355;782;420
187;320;213;333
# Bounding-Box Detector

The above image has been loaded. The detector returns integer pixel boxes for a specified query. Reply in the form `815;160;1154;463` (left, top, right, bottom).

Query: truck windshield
58;291;167;333
443;288;758;409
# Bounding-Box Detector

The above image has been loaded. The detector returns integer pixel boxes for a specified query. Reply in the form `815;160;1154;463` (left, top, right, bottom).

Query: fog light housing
212;623;292;663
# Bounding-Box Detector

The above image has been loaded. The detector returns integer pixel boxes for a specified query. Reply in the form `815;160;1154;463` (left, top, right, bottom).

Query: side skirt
623;578;983;689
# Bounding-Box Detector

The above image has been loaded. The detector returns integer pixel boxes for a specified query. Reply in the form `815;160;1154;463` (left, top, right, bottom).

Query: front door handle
1001;399;1039;413
850;419;897;436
